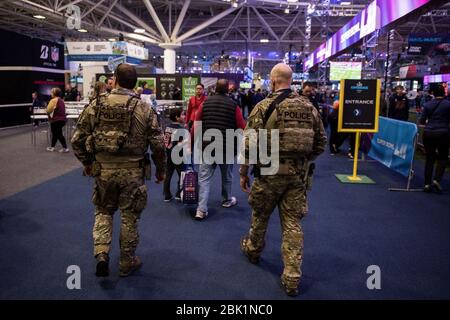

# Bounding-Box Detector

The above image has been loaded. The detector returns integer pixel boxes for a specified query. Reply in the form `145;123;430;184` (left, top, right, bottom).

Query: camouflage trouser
245;175;308;288
92;167;147;268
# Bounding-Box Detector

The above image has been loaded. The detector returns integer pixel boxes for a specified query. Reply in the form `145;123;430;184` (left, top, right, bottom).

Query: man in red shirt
186;83;206;130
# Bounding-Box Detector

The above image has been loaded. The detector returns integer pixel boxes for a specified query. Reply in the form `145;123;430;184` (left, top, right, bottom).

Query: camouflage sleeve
239;100;268;166
146;108;167;174
310;107;327;161
70;105;96;166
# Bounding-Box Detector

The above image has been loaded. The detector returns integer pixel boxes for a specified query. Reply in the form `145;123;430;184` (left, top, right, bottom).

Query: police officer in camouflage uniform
239;63;326;296
71;64;166;277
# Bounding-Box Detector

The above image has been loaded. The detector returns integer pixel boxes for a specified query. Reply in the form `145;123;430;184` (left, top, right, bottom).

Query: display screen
329;62;362;81
424;74;450;85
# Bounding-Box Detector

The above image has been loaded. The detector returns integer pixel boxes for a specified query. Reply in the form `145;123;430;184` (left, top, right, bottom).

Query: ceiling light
260;39;269;43
108;38;115;42
33;15;46;20
341;2;352;5
134;28;145;34
126;33;157;43
287;0;298;3
284;8;290;14
77;29;88;33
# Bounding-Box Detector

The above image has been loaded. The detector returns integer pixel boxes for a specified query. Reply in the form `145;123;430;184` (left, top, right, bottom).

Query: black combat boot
95;253;109;277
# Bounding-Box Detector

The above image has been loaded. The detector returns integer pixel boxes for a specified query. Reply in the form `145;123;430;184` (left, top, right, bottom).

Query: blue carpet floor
0;151;449;300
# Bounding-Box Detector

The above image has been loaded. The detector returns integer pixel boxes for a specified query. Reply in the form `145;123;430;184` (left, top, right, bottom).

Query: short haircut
395;85;405;90
52;87;62;97
196;83;205;89
303;81;314;89
114;63;137;89
32;91;38;95
270;63;293;84
432;84;445;97
216;79;229;94
106;77;114;84
169;108;183;121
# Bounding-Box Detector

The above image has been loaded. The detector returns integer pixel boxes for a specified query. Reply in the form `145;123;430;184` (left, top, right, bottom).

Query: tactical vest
265;95;315;159
91;94;139;155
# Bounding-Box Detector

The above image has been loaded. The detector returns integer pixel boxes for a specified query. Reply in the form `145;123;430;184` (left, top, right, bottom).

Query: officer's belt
276;159;305;176
98;161;143;169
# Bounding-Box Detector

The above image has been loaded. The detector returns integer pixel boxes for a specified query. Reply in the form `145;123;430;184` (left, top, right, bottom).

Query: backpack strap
263;89;292;127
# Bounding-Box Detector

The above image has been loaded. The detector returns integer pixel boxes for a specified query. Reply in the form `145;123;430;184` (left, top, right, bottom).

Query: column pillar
159;43;181;74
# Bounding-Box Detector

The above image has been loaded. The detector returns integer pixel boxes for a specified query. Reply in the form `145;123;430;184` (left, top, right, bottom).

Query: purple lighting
304;0;432;72
424;74;450;85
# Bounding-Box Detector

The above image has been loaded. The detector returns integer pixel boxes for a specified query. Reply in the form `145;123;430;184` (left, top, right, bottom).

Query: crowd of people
68;63;327;297
23;59;447;298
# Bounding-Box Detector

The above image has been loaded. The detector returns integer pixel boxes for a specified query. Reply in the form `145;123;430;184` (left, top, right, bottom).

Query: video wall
329;61;362;81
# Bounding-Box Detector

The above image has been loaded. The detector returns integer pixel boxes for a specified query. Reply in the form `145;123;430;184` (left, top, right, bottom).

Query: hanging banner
407;34;450;56
368;117;418;177
338;79;381;132
182;76;200;101
66;41;112;55
32;39;64;70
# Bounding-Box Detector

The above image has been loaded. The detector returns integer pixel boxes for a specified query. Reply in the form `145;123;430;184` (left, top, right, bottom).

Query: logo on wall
51;47;60;63
40;45;49;60
66;4;81;30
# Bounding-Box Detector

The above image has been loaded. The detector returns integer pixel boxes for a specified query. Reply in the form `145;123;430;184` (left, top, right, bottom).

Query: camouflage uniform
71;88;166;271
241;90;326;294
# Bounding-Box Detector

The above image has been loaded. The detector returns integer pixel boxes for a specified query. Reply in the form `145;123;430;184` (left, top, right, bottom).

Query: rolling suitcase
180;168;198;205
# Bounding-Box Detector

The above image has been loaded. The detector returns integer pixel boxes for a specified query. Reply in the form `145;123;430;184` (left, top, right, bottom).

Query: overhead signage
338;79;381;132
407;34;450;56
67;41;148;61
424;74;450;85
304;0;432;71
66;41;112;55
32;39;64;70
126;42;148;60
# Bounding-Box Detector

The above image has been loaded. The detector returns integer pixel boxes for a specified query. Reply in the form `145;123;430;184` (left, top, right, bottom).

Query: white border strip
0;66;68;74
0;124;31;131
0;103;31;108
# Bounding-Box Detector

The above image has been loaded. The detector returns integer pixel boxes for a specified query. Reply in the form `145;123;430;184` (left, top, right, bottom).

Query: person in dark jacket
419;84;450;193
302;82;328;128
163;108;186;202
31;91;43;127
388;86;409;121
46;87;69;152
192;79;246;220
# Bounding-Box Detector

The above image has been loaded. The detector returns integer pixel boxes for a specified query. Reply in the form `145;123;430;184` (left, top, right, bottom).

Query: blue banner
367;117;418;177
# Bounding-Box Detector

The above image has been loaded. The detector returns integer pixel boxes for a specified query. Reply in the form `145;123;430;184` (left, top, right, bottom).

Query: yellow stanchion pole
348;131;361;181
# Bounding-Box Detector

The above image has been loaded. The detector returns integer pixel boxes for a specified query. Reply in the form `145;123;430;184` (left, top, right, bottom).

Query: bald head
270;63;293;90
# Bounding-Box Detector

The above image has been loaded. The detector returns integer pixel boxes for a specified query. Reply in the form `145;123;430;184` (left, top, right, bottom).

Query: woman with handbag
46;87;69;153
419;84;450;193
